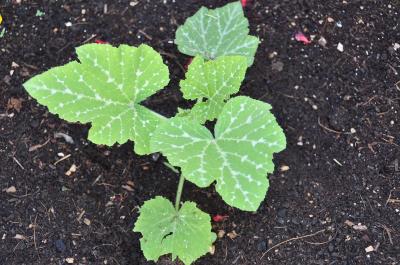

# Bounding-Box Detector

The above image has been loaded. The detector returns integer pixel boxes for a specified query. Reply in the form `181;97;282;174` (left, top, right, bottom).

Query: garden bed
1;0;399;264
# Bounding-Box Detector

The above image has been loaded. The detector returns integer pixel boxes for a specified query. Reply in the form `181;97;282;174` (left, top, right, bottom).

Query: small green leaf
179;56;247;124
175;1;259;66
35;10;45;17
151;96;286;211
23;44;169;155
0;28;5;38
133;196;215;265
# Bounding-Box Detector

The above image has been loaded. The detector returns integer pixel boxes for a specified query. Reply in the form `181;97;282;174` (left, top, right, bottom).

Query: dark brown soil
1;0;400;264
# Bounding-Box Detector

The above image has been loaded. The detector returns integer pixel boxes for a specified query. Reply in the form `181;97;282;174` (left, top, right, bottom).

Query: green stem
175;173;185;211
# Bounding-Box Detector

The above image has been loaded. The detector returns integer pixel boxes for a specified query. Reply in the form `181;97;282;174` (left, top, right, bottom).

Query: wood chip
11;62;20;68
209;245;215;255
77;210;85;222
65;164;77;176
5;186;16;193
14;234;26;240
344;220;354;227
227;230;238;239
7;97;23;112
83;218;91;226
353;224;368;231
122;185;134;192
218;230;225;238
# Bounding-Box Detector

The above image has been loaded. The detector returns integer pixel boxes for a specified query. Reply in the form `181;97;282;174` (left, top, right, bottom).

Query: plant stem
175;173;185;211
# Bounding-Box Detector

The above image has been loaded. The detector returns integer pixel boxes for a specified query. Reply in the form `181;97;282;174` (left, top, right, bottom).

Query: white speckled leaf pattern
179;56;247;124
23;44;169;155
133;196;216;265
175;1;259;66
151;96;286;211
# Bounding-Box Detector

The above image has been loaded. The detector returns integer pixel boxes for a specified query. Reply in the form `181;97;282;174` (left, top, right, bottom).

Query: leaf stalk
175;173;185;211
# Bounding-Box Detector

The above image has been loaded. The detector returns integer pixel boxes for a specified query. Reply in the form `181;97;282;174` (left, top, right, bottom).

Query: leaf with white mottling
133;196;216;265
179;56;247;124
23;44;169;155
151;96;286;211
175;1;259;66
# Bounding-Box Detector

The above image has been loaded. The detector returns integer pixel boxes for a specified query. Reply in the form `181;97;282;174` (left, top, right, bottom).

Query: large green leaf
178;56;247;124
151;96;286;211
175;1;259;66
133;196;216;265
23;44;169;155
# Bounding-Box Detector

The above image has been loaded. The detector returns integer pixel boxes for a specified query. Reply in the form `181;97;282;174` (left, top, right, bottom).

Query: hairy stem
175;173;185;211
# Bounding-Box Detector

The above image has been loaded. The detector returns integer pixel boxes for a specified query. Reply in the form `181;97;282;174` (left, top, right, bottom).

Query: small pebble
277;208;287;218
277;217;285;224
337;43;344;52
318;36;327;47
257;241;267;252
280;165;290;172
271;61;284;72
365;245;374;253
130;1;139;6
55;239;66;253
151;153;160;161
65;22;72;27
328;243;335;252
66;258;74;264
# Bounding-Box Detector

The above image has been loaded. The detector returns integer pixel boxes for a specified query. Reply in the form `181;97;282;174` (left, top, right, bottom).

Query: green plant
24;44;169;155
177;55;248;124
175;1;259;66
23;2;286;264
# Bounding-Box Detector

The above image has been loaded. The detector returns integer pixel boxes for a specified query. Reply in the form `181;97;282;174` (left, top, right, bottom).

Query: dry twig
260;229;326;260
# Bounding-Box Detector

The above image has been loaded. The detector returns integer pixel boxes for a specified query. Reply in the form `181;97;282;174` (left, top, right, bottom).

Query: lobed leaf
23;44;169;155
151;96;286;211
133;196;216;265
175;1;259;66
178;56;247;124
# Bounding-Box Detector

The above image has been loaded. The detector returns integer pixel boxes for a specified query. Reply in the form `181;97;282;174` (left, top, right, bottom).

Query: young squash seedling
23;2;286;264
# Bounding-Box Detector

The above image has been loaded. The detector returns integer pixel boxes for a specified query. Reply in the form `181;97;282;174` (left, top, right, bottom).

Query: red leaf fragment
95;39;108;44
295;32;311;45
213;214;229;222
241;0;248;7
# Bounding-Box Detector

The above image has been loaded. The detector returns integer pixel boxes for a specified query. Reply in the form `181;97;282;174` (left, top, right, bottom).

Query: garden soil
1;0;399;264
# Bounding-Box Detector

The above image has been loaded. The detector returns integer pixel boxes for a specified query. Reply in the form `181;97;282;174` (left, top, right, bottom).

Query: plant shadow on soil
1;1;400;264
